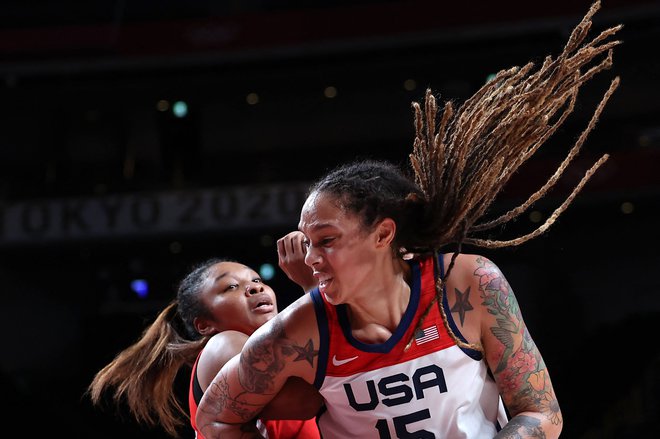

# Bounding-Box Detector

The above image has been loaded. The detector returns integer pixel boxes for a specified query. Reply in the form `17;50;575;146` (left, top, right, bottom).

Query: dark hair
88;257;235;437
308;159;429;254
176;257;229;339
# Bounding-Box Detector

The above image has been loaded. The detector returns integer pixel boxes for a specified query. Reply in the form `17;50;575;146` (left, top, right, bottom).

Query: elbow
543;393;563;439
195;408;225;439
535;404;563;439
546;406;563;439
501;403;563;439
545;420;563;439
195;412;222;439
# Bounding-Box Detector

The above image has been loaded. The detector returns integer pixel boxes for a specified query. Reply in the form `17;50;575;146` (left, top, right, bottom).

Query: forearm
196;368;265;427
196;384;264;439
197;353;277;437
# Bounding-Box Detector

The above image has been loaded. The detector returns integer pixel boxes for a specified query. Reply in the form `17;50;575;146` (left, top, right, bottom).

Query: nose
245;284;262;296
304;244;321;267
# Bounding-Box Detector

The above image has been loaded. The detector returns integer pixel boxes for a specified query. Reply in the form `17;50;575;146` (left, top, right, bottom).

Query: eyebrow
213;272;230;283
300;223;334;233
213;267;255;284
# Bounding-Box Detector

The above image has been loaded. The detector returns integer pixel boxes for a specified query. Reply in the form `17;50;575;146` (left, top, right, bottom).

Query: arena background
0;1;658;437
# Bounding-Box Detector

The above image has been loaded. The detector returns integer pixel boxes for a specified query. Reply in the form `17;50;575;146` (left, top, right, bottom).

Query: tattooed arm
468;255;563;439
196;296;320;439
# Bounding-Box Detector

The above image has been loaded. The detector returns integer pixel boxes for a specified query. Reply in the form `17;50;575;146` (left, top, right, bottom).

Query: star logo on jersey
332;354;359;366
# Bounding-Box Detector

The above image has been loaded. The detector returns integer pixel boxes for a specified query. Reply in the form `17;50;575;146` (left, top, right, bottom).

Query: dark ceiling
0;0;658;202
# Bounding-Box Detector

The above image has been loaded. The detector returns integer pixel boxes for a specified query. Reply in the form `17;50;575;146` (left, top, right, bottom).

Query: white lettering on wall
0;183;309;245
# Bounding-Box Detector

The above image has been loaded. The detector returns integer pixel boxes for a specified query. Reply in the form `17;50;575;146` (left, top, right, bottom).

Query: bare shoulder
197;330;248;390
442;252;510;292
441;253;507;344
441;252;498;273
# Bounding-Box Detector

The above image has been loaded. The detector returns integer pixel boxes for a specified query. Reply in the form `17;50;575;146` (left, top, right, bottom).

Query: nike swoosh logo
332;354;359;366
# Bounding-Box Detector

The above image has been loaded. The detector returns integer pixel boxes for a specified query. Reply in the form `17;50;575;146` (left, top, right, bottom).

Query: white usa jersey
310;254;508;438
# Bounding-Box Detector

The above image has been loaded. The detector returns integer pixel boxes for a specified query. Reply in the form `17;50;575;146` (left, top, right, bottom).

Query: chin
323;291;342;306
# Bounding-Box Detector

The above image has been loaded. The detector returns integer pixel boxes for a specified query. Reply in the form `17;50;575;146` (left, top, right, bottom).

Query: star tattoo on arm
450;286;474;326
290;339;318;367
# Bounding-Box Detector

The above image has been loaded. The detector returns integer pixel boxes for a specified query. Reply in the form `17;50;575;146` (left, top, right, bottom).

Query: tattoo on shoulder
450;286;474;326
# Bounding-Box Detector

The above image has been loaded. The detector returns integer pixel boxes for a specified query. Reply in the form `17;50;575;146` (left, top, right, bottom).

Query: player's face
299;191;382;305
198;261;278;335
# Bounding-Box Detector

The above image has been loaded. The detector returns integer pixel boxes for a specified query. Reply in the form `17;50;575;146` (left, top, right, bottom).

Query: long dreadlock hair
405;0;622;350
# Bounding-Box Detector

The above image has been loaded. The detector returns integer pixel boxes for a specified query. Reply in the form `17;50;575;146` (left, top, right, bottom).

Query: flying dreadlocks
410;0;620;252
406;0;621;349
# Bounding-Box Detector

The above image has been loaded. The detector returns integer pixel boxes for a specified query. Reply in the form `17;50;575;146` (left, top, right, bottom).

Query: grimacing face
300;191;386;306
197;261;278;335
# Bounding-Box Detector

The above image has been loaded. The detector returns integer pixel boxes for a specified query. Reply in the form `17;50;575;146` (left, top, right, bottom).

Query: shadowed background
0;1;658;437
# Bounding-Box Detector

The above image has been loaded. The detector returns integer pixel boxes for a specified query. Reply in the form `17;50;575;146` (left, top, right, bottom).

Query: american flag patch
415;325;440;345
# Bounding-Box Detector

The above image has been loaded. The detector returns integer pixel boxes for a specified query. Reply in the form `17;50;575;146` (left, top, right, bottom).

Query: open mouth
252;295;275;312
318;277;332;290
314;271;332;289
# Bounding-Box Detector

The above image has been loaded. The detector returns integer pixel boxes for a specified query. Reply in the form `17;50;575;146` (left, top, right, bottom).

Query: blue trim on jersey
334;260;421;353
437;253;483;360
310;288;329;389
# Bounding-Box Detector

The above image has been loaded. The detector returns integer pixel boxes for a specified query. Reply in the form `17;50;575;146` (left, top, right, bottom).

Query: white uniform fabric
311;253;508;438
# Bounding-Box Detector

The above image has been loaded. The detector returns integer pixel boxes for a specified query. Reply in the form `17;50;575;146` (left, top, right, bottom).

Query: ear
193;316;216;336
374;218;396;249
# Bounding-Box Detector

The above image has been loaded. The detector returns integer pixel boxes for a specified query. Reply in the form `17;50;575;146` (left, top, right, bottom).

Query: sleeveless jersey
189;348;321;439
311;253;508;438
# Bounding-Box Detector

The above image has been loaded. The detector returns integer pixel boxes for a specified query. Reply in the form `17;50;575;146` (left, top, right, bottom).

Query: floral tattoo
474;257;562;428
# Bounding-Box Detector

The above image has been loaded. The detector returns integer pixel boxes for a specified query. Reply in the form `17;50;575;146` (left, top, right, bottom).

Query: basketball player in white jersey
196;3;621;435
196;160;562;439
